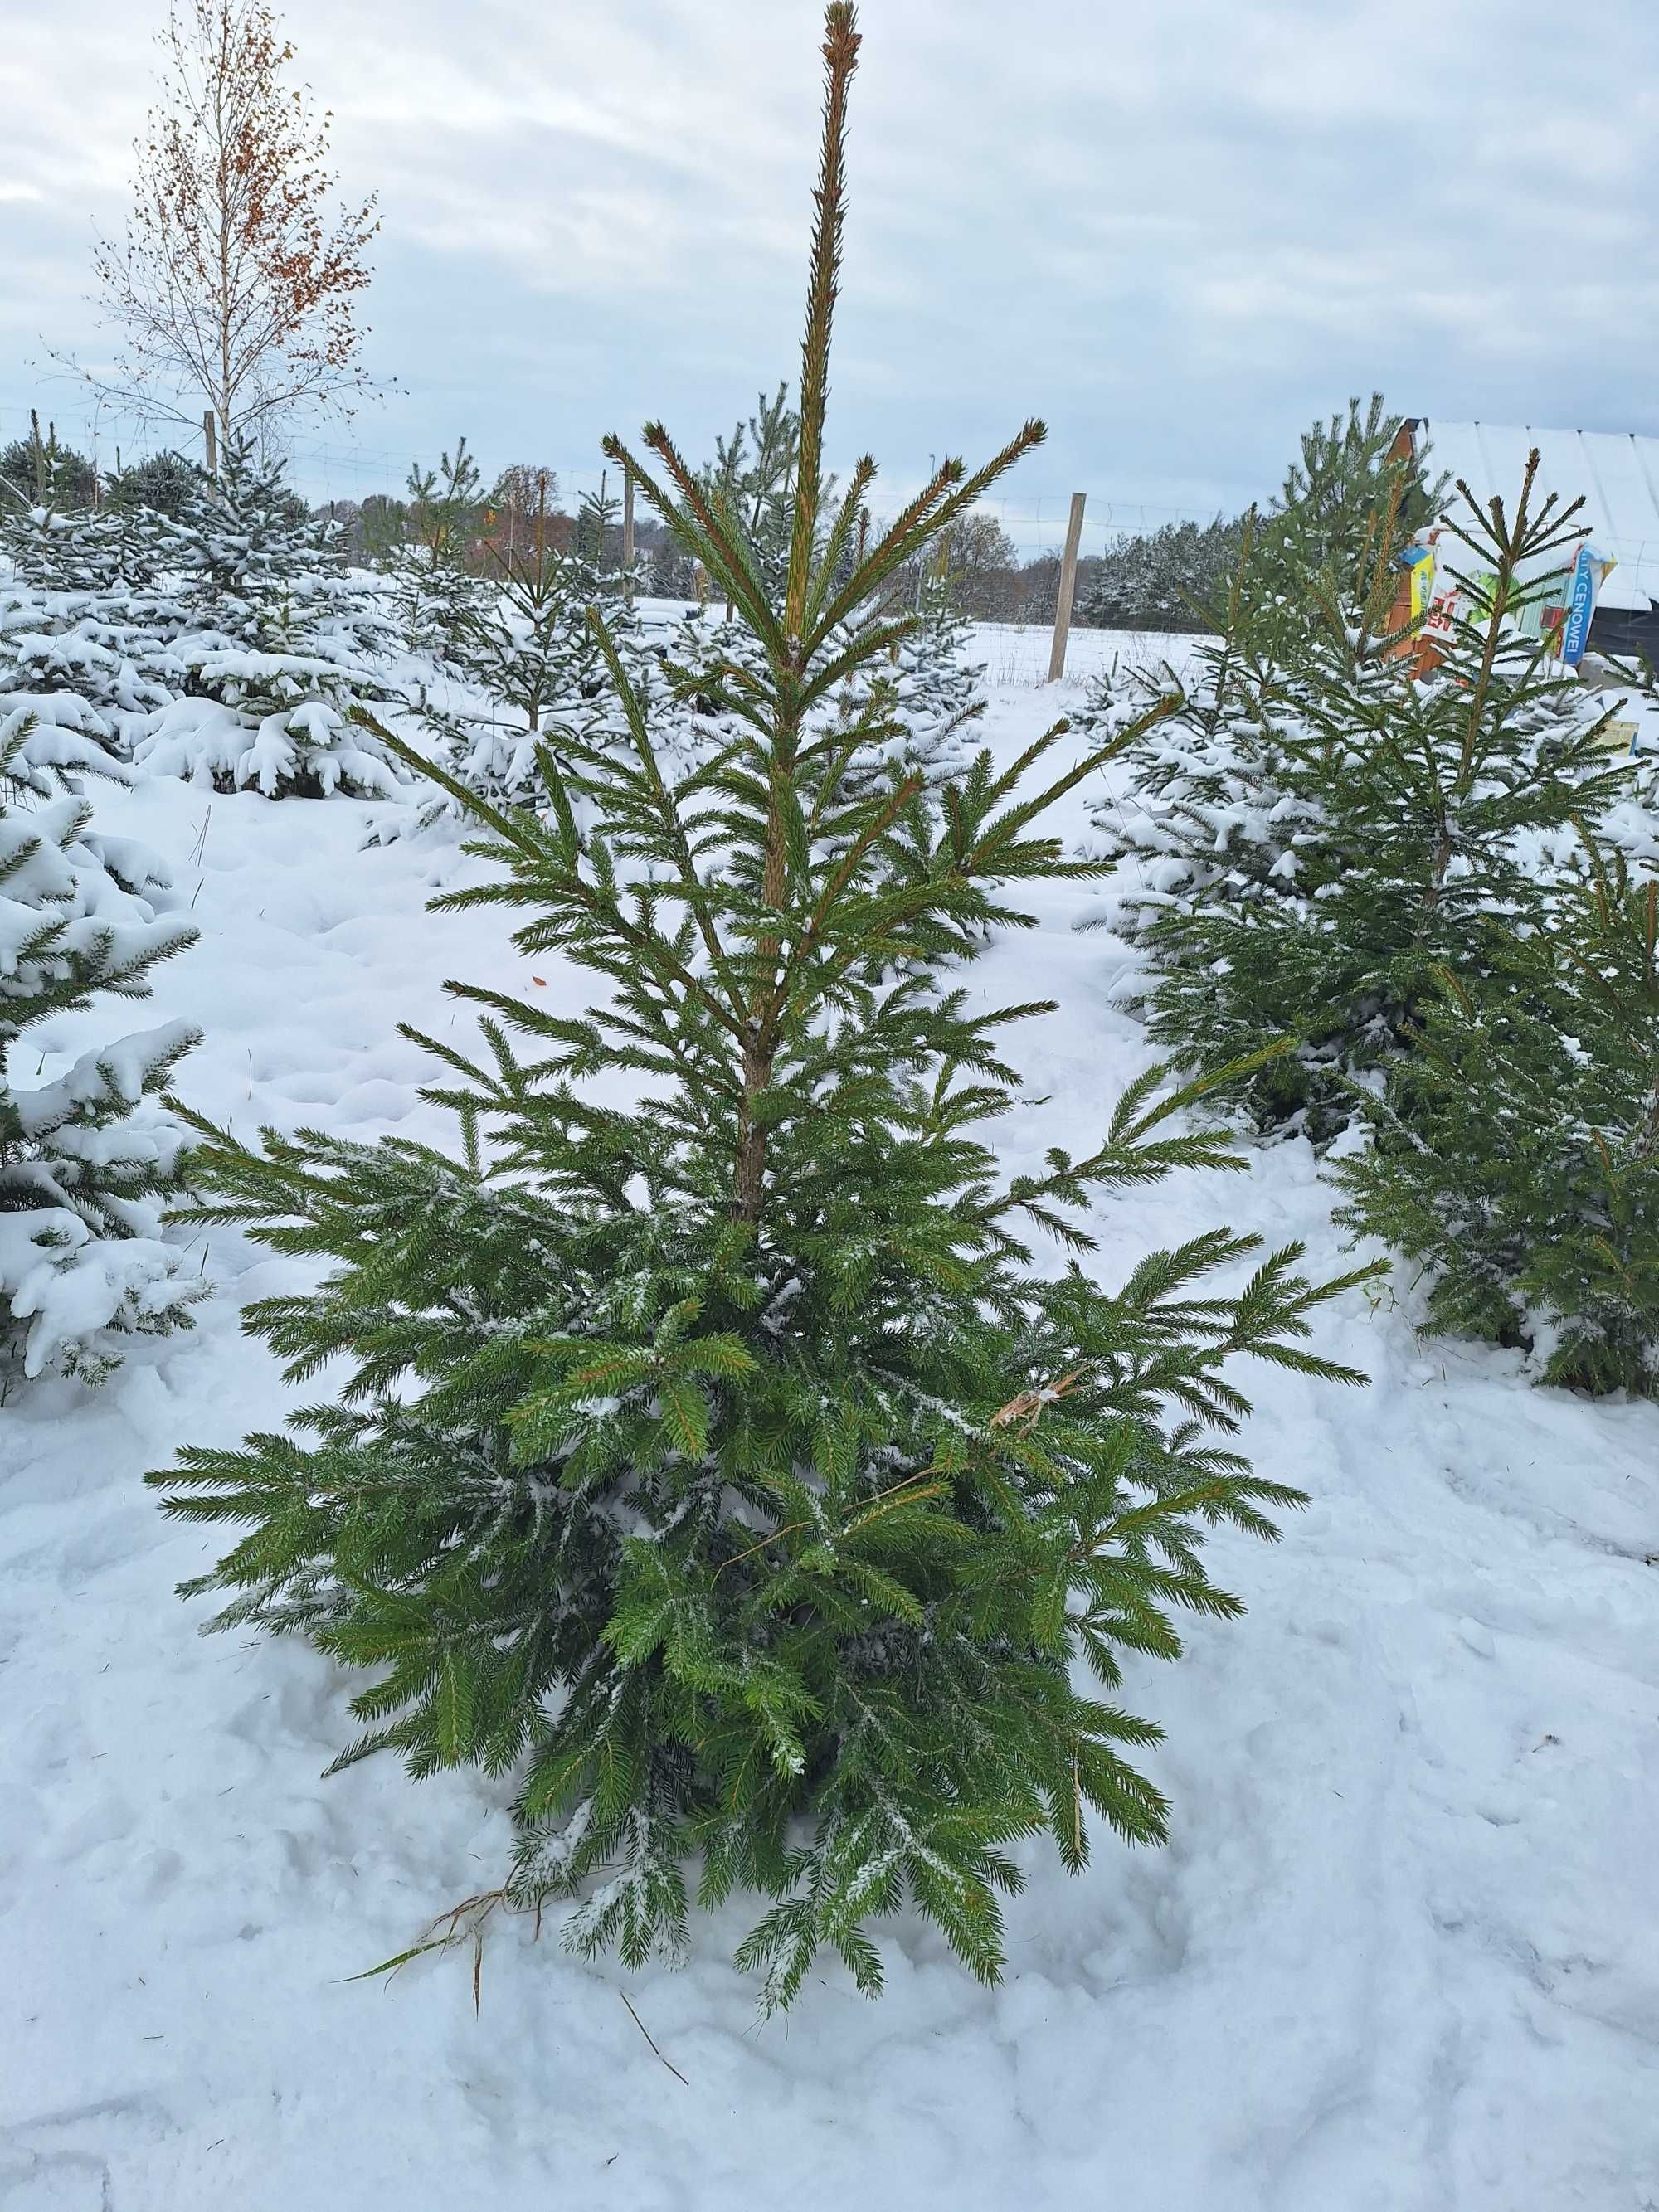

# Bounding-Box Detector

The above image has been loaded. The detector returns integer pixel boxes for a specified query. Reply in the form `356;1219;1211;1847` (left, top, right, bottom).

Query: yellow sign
1400;542;1437;624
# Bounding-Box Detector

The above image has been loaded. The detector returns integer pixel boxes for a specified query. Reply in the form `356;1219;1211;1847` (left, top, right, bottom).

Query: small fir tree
698;382;803;609
572;476;622;575
134;435;410;796
1335;840;1659;1396
105;448;200;522
462;473;588;734
1090;458;1632;1139
1078;517;1311;919
0;416;99;515
2;427;176;601
394;438;489;666
433;472;634;808
0;457;187;758
0;571;180;767
1248;396;1445;640
649;389;812;748
150;3;1369;2009
0;709;202;1387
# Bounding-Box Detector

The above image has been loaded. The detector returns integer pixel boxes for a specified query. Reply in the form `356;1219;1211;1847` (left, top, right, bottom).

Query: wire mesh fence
8;400;1658;613
0;399;1239;552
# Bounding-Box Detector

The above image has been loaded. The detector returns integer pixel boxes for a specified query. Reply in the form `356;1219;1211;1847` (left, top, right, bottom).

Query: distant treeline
2;425;1243;633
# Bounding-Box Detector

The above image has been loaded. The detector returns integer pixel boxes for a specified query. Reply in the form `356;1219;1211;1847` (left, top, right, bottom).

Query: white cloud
2;0;1656;531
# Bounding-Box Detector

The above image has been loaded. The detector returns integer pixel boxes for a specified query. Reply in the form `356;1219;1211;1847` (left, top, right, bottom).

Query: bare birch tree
88;0;381;444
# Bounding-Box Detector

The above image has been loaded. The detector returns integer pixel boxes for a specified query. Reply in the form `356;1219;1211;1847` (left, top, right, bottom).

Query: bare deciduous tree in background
486;463;567;563
88;0;381;445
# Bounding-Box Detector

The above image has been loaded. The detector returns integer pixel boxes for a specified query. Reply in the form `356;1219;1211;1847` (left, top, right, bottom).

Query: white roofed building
1400;419;1659;663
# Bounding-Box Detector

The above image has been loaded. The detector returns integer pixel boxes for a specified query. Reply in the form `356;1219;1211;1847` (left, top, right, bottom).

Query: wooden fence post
203;408;218;478
622;474;635;609
1046;491;1087;683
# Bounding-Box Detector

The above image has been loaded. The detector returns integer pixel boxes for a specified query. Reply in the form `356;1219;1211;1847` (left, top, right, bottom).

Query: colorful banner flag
1559;545;1616;668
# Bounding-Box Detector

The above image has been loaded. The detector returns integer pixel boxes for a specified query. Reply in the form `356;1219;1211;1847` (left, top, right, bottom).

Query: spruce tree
3;475;175;603
0;415;98;516
1335;839;1659;1395
659;423;985;806
150;3;1369;2009
698;382;803;606
394;438;489;667
105;449;200;523
0;707;202;1388
433;474;634;809
1249;396;1445;639
135;436;410;798
649;391;813;763
0;463;187;759
572;478;623;576
1091;458;1632;1139
654;381;822;630
1085;514;1246;635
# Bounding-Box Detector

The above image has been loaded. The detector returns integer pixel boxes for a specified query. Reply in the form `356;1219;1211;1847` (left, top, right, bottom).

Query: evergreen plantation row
5;0;1657;2010
3;400;1251;639
1082;435;1659;1396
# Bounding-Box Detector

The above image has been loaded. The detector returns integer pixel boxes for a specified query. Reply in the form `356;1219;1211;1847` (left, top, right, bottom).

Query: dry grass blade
620;1991;690;2087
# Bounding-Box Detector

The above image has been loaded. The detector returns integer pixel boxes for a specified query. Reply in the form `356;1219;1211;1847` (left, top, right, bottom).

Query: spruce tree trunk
733;1031;774;1224
732;717;795;1225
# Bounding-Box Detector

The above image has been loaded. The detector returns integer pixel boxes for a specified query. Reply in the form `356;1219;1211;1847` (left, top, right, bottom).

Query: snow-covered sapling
0;712;202;1387
435;471;632;808
135;437;410;799
0;464;187;761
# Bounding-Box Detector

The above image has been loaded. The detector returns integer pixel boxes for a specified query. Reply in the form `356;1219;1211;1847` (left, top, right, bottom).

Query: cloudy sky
3;0;1656;552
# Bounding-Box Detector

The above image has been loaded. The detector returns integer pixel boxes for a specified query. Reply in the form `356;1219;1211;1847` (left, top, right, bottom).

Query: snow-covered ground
3;629;1657;2211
